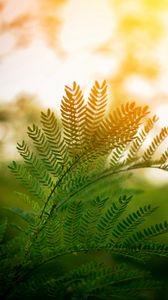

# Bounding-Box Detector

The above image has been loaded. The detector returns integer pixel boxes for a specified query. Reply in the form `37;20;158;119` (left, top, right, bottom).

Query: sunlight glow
154;104;168;127
1;0;36;22
0;0;116;109
60;0;115;54
124;76;155;99
0;41;61;105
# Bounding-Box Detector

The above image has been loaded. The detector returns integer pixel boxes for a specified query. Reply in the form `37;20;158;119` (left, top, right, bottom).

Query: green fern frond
63;200;82;248
45;218;63;253
94;195;133;245
40;108;69;166
27;124;64;177
123;221;168;247
128;242;168;260
111;205;157;242
17;140;55;190
79;196;108;245
9;161;46;202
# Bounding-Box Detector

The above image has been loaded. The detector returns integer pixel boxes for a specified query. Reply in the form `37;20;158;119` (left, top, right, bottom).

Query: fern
9;162;46;202
125;115;159;163
27;124;64;177
96;102;149;151
123;221;168;247
84;80;108;145
94;195;133;245
61;81;86;155
40;109;68;166
63;200;82;248
17;140;55;190
143;127;168;161
1;81;168;299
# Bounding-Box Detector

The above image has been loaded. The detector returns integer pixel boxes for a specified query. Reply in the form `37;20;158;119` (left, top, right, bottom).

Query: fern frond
125;115;159;163
17;140;55;190
111;205;157;242
123;221;168;247
27;124;63;178
45;218;63;254
109;144;127;167
159;147;168;165
95;195;133;245
9;161;46;202
40;109;68;166
96;102;149;151
30;217;63;261
63;200;82;248
60;160;89;192
128;242;168;260
61;82;86;155
83;80;108;145
79;196;108;246
143;127;168;161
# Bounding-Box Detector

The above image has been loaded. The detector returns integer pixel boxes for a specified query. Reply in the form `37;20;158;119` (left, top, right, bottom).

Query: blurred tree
96;0;168;107
0;0;67;57
0;94;41;161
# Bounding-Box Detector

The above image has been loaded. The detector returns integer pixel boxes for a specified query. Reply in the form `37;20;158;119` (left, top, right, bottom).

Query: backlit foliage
1;82;168;299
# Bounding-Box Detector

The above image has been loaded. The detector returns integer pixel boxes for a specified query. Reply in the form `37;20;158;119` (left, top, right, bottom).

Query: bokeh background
0;1;168;218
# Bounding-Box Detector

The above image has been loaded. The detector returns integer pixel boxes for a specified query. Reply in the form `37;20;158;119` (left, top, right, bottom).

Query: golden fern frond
125;115;158;163
61;81;86;156
142;127;168;161
95;102;149;151
83;80;108;145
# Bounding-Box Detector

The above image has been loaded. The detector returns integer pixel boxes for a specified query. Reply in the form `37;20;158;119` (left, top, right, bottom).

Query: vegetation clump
1;81;168;299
